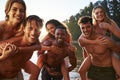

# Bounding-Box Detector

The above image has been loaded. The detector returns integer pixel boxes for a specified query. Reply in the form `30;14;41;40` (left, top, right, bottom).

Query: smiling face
80;22;93;38
55;28;67;44
7;2;25;24
46;23;56;36
93;7;105;22
23;20;41;45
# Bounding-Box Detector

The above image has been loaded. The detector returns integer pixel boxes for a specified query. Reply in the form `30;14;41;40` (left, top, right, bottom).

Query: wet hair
45;19;63;30
16;15;43;36
78;16;92;25
22;15;43;29
92;5;111;26
5;0;26;20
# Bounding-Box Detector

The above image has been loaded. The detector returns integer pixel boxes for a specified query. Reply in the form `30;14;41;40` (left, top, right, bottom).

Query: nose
16;9;23;16
16;10;20;15
31;29;36;35
84;28;87;32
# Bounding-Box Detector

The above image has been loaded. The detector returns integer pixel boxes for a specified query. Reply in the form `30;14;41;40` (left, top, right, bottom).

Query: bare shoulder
42;39;53;46
41;34;51;42
0;21;6;31
78;34;86;47
0;20;6;26
0;36;22;44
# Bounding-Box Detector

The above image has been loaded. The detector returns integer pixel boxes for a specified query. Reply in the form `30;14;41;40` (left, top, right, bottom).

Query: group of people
78;6;120;80
0;0;120;80
0;0;77;80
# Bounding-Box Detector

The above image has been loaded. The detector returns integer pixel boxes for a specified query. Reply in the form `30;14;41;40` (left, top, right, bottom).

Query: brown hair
78;16;92;26
5;0;26;20
16;15;43;36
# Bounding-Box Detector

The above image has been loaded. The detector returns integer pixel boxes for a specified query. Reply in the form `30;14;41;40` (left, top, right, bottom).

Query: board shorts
87;64;117;80
1;71;24;80
41;66;63;80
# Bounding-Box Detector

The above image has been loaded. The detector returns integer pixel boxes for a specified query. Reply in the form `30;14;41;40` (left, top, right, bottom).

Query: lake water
22;51;81;80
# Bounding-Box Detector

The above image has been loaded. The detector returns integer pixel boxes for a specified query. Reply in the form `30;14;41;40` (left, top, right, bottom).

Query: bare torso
85;34;112;67
0;38;34;78
45;43;68;68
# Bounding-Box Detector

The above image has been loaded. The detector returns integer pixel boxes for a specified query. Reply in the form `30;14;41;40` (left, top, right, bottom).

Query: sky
0;0;99;22
0;0;99;40
0;0;99;64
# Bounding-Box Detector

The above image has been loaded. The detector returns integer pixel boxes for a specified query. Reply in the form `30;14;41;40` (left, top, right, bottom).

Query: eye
28;26;33;30
12;8;17;12
20;9;25;13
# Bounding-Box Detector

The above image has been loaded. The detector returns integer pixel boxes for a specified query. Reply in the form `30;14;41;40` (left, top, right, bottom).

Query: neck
56;41;64;48
21;37;31;47
88;32;97;40
6;21;19;29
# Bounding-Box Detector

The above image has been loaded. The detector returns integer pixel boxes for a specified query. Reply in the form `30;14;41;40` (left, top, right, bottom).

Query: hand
95;35;108;45
0;43;18;60
68;45;77;52
33;43;41;50
99;22;110;30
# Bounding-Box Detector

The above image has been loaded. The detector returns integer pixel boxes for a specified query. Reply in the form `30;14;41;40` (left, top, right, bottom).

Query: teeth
58;39;62;41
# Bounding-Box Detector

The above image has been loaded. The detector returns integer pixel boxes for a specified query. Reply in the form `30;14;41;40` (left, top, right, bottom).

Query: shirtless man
78;16;120;80
0;15;43;80
37;26;77;80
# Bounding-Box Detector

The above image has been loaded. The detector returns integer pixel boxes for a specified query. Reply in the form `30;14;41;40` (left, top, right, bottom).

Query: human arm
23;61;40;80
61;60;70;80
99;20;120;39
37;54;45;69
67;48;77;71
19;39;41;54
82;48;88;59
78;34;107;47
0;43;18;61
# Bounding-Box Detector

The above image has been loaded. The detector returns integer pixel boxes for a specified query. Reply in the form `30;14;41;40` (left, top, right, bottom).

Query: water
22;51;81;80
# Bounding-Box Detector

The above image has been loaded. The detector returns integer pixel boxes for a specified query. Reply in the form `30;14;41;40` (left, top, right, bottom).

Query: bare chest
85;44;107;55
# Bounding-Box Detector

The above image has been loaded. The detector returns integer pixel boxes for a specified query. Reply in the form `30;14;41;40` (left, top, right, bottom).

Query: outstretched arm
61;61;70;80
67;48;77;71
99;20;120;39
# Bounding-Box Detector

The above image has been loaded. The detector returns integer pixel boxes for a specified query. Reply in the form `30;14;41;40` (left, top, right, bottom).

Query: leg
111;52;120;80
78;55;91;80
23;61;40;80
61;60;69;80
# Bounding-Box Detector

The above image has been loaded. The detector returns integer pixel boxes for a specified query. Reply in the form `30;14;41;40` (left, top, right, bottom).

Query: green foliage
63;0;120;41
63;0;120;64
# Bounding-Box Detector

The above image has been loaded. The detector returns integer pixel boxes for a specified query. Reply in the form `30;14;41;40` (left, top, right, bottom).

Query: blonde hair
15;15;43;36
92;6;111;26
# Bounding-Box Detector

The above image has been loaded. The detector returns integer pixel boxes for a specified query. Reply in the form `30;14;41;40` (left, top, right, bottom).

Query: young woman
37;19;77;80
78;6;120;80
0;0;41;80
